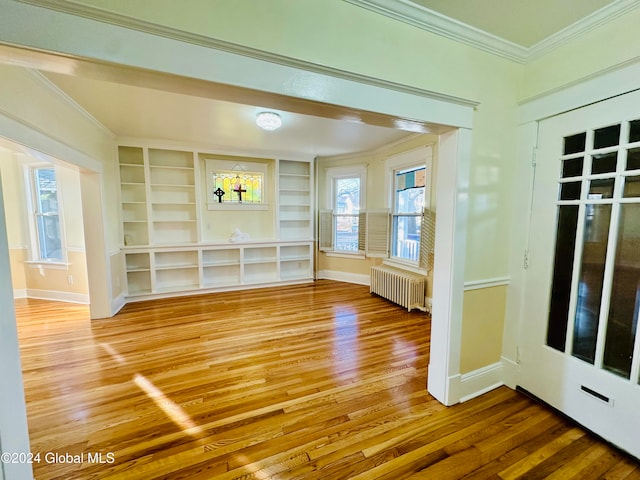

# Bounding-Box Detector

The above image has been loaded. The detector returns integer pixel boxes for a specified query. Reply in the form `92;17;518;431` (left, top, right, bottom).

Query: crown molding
345;0;529;63
526;0;640;61
345;0;640;64
27;69;115;138
16;0;478;109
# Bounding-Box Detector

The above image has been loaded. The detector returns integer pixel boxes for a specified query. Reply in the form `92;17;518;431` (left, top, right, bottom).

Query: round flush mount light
256;111;282;131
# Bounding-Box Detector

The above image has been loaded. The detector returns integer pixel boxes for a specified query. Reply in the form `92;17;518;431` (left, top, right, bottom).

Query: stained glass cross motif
234;184;247;203
213;187;225;203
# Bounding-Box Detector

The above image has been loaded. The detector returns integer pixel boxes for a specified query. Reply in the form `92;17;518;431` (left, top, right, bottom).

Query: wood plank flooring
14;280;640;479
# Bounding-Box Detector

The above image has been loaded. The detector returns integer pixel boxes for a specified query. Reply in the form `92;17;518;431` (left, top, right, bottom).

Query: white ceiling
42;72;415;161
410;0;615;47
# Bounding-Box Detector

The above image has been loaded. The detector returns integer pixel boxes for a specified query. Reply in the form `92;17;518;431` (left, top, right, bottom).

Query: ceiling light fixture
256;111;282;131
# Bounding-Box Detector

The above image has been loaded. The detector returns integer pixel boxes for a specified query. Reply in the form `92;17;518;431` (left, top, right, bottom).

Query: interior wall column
0;170;33;480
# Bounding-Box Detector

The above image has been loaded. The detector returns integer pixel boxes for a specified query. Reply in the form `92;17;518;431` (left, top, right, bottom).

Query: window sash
391;213;422;262
334;213;359;252
30;167;64;262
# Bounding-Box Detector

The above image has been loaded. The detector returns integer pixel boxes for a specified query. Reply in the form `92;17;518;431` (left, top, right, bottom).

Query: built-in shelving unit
119;147;149;246
148;149;198;245
278;160;313;241
118;146;314;300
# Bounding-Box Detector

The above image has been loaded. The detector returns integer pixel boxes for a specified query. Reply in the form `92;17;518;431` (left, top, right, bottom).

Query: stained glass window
212;171;264;204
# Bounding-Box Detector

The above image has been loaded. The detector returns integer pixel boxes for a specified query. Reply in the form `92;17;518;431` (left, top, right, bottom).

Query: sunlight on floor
133;373;203;437
98;342;127;365
99;341;203;437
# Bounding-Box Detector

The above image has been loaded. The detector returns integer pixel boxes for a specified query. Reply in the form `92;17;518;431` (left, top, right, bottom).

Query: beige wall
460;285;507;373
0;148;89;300
24;250;89;297
8;248;27;291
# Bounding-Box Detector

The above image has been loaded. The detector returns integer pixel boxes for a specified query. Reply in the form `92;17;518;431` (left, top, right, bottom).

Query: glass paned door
519;89;640;459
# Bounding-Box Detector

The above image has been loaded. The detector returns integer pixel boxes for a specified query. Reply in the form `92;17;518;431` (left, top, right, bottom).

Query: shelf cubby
203;265;241;287
154;250;198;269
155;267;199;292
126;270;152;295
202;248;240;266
244;261;278;284
244;246;277;264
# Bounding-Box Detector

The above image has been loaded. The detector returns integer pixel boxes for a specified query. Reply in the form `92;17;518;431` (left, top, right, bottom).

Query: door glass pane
626;147;640;171
623;176;640;198
591;152;617;174
572;205;612;363
559;182;582;200
603;204;640;378
547;205;580;351
588;178;615;199
564;133;586;154
562;157;583;178
629;120;640;143
594;124;621;149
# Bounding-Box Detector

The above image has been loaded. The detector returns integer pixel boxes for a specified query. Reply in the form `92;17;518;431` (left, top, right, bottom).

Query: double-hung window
29;167;64;262
334;176;361;251
322;165;367;254
392;166;426;263
384;146;432;269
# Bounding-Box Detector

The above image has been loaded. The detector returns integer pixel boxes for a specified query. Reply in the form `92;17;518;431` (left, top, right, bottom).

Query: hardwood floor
15;280;640;479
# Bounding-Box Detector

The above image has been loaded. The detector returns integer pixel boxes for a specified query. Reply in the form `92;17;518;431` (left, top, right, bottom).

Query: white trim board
519;57;640;124
26;289;90;304
464;276;510;291
457;361;505;403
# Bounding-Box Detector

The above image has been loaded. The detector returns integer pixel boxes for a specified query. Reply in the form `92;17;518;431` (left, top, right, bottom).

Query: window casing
384;146;432;270
392;166;426;263
324;165;367;254
334;176;361;252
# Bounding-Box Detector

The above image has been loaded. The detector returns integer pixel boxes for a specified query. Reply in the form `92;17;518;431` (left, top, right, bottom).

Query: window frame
384;147;432;271
24;164;68;266
205;158;270;210
325;164;367;256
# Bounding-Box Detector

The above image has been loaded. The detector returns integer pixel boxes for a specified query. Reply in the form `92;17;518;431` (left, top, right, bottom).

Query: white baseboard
500;355;519;389
26;289;90;304
13;288;27;299
458;361;505;403
316;270;370;286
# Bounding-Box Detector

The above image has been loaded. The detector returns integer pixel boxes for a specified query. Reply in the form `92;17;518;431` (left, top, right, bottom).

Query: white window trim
23;163;68;268
384;146;433;271
325;164;367;255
